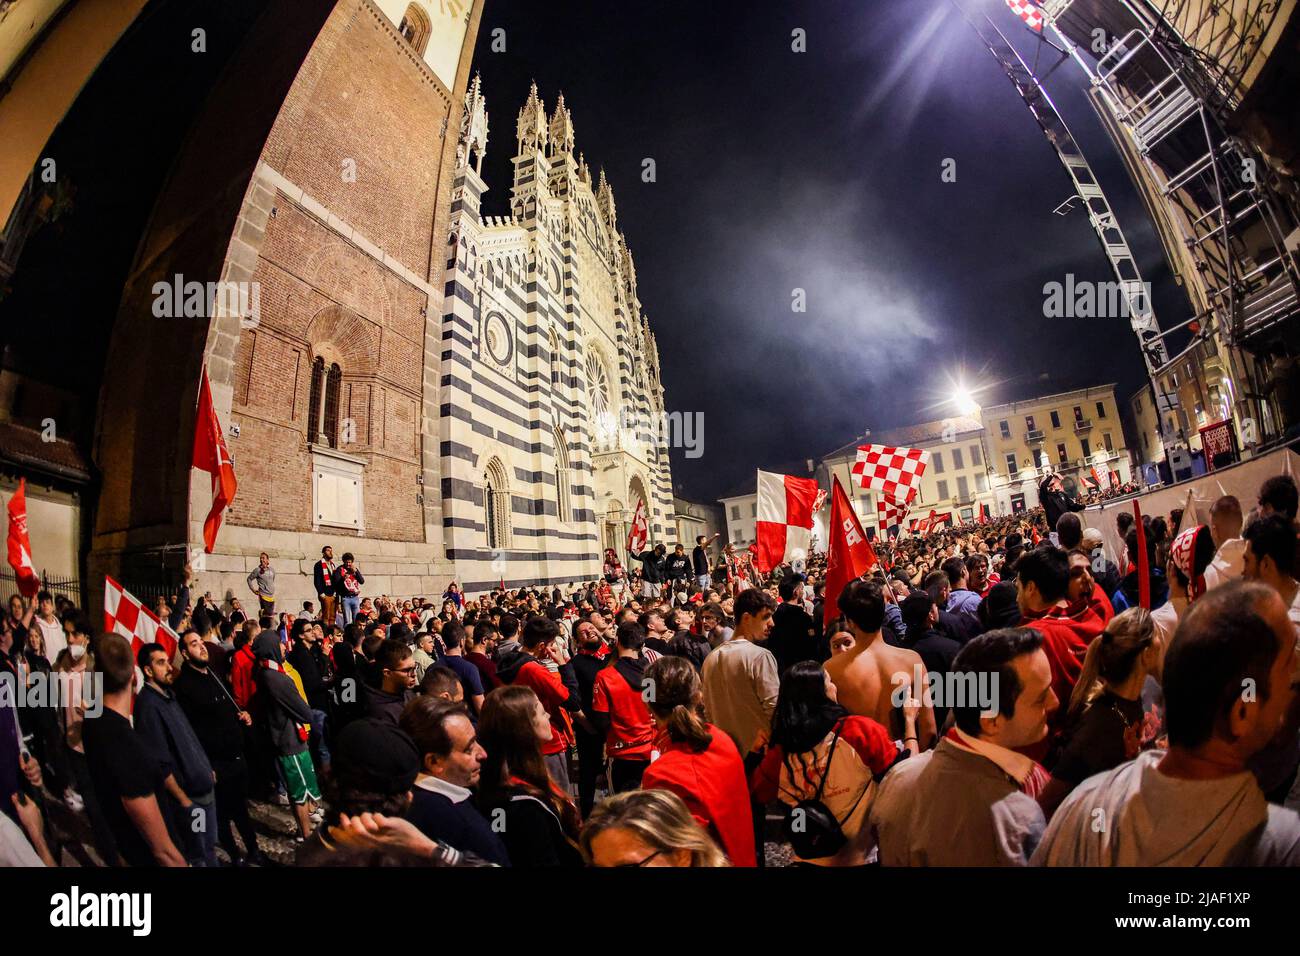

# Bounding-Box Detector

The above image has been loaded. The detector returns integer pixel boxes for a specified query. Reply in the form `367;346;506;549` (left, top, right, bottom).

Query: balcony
1026;429;1045;443
1073;418;1093;433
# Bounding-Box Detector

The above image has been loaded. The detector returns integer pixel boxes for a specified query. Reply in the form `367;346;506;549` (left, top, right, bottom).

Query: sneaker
309;808;324;824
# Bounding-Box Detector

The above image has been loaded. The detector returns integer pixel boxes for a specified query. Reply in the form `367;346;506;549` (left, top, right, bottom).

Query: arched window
484;458;511;550
397;3;432;55
308;356;342;447
554;426;571;523
548;328;561;387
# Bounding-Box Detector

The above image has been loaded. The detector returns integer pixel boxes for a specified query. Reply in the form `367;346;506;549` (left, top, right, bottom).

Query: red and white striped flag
851;444;929;504
104;575;179;662
754;469;819;574
1006;0;1044;31
626;499;648;555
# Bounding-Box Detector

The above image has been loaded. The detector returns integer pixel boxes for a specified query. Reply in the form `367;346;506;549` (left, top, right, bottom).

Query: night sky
472;0;1189;502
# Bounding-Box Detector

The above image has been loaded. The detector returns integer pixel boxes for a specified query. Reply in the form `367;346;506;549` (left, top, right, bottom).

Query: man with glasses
364;638;417;725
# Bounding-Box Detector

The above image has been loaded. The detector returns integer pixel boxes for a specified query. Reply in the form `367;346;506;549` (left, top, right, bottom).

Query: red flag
626;499;648;555
192;367;238;553
6;478;39;599
1031;526;1041;545
1133;500;1151;609
824;476;879;628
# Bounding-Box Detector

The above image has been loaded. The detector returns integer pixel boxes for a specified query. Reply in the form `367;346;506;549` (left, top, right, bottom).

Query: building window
1096;400;1107;419
484;458;511;550
397;3;432;55
308;356;342;448
1073;405;1083;422
1081;437;1091;459
1025;415;1036;432
936;479;949;501
750;502;757;517
1056;442;1068;465
976;472;988;492
1032;448;1043;469
952;448;963;470
1134;395;1142;413
733;529;743;543
549;328;561;387
970;443;981;465
933;451;944;474
1103;432;1113;452
1005;452;1017;475
553;427;571;522
999;420;1010;439
1050;410;1061;429
731;505;740;520
957;476;969;500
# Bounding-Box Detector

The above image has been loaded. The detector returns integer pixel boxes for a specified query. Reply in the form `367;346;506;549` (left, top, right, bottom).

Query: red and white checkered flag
877;497;909;535
104;575;179;661
1006;0;1044;31
851;444;930;504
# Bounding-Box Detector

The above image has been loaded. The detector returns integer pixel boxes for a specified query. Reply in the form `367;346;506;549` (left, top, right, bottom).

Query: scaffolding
952;2;1172;378
1041;0;1300;348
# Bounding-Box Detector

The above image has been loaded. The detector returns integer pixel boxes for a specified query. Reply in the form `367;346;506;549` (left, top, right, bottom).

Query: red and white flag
755;469;819;574
851;444;929;504
877;496;909;536
1006;0;1044;31
812;488;829;514
825;477;879;628
5;478;39;599
192;367;238;553
626;498;648;555
104;575;179;661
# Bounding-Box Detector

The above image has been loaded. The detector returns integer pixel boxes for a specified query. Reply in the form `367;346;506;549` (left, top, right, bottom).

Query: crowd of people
2;471;1299;867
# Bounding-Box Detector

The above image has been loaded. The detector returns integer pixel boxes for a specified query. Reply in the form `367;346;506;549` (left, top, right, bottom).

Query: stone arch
396;2;433;56
305;305;380;376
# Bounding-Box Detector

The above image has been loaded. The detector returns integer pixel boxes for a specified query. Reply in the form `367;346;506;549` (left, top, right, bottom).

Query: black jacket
313;558;336;597
1040;488;1085;531
287;639;329;710
174;662;245;763
664;554;692;582
636;550;666;584
363;684;412;726
762;602;820;673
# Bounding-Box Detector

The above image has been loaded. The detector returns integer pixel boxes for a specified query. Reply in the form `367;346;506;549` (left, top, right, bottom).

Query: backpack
781;724;864;860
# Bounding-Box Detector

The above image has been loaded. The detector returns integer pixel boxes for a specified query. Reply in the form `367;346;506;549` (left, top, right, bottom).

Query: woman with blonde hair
582;788;728;867
1037;607;1161;819
639;655;756;865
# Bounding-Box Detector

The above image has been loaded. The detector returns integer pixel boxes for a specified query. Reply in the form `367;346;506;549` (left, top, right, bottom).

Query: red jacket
641;724;757;867
506;659;575;756
230;644;257;709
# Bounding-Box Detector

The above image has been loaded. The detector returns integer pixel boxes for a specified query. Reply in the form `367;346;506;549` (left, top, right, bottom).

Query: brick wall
224;0;461;543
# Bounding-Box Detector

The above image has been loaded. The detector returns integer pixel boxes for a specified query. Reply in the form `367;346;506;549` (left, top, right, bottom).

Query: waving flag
1006;0;1044;31
851;444;929;504
755;469;819;574
5;479;39;598
192;367;238;553
877;496;909;536
825;476;879;627
104;575;179;661
626;498;648;554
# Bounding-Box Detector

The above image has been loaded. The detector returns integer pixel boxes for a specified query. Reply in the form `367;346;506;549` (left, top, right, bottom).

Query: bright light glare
952;387;980;416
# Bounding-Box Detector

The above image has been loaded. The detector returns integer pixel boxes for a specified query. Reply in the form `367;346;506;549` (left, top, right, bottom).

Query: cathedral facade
441;79;675;591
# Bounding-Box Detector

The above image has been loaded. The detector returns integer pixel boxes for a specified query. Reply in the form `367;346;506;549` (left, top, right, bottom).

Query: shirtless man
824;578;937;748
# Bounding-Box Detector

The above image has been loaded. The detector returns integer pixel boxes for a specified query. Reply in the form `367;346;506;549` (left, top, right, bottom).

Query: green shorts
280;751;320;805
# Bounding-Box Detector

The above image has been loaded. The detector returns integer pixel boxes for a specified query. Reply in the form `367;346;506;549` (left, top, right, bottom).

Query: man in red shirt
592;621;655;792
496;616;585;792
1016;546;1089;757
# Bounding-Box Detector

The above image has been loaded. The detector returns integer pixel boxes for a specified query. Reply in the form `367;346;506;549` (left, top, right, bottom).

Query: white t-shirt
34;615;66;663
1203;538;1246;592
0;810;45;867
